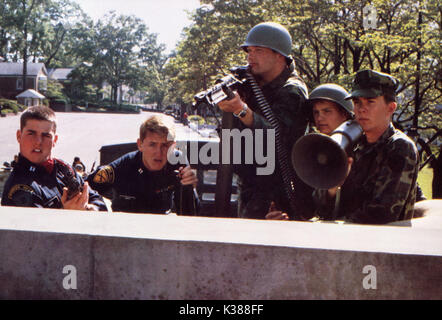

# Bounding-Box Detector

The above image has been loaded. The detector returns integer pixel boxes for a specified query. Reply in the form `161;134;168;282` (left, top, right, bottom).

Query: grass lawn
417;165;434;199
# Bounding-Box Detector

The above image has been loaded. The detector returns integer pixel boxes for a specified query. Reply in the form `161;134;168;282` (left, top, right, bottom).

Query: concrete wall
0;206;441;300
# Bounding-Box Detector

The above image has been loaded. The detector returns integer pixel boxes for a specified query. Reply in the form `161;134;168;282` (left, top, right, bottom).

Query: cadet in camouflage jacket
314;123;418;223
314;70;419;224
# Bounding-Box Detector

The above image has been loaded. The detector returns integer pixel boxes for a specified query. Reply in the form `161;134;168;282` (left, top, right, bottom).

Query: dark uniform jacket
1;154;107;210
87;150;199;215
234;62;313;220
314;123;419;224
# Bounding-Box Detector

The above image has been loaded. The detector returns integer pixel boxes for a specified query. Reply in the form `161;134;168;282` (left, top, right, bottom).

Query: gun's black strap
245;70;306;220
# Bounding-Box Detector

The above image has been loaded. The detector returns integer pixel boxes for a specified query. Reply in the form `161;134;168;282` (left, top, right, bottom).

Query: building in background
0;62;47;100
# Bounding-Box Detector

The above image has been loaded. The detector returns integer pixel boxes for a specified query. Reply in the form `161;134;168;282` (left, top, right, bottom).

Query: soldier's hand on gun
61;181;90;211
217;91;245;114
265;201;289;220
178;165;197;188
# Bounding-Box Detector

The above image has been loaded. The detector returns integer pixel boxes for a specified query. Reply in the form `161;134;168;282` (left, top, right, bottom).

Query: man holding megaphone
266;83;354;220
311;70;419;224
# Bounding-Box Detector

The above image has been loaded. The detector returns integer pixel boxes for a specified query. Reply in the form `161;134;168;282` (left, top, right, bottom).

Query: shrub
0;108;14;116
0;99;26;113
188;115;205;125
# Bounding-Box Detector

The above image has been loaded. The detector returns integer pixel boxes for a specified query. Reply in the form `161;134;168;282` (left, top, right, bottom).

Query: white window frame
16;78;23;90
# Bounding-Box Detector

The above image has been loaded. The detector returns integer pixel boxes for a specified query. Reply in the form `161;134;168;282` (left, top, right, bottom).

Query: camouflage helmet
309;83;354;117
345;69;400;100
241;22;292;60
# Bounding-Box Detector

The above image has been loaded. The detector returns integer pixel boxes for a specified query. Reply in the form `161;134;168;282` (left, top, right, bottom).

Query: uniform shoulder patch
93;166;115;184
8;184;34;200
7;184;36;207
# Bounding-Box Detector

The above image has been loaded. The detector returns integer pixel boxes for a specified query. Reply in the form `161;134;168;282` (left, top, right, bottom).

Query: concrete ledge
0;206;441;299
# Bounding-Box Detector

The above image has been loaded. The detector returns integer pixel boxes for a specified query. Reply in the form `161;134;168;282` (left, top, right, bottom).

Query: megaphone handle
331;187;342;220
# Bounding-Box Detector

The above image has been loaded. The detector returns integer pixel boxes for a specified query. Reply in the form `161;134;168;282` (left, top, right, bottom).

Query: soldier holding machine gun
311;70;419;224
215;22;313;220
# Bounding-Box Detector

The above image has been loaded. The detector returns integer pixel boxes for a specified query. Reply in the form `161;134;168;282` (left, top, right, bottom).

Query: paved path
0;111;208;171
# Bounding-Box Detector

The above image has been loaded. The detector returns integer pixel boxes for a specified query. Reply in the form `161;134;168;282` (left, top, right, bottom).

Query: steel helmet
308;83;354;117
241;22;293;59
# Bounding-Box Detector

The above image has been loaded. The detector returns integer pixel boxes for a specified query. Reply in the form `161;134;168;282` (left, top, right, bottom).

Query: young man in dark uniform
1;106;106;211
314;70;419;224
217;22;312;220
87;115;199;215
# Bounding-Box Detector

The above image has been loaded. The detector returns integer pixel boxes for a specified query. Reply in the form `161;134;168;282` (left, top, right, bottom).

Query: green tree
40;0;85;67
7;0;48;88
136;30;167;107
166;0;440;153
0;0;85;95
67;11;166;105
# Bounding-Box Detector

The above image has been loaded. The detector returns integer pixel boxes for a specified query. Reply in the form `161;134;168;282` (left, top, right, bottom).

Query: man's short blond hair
139;115;176;142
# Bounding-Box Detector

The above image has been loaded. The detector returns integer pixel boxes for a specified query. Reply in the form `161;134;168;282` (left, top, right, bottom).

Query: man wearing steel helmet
266;84;354;220
309;84;355;135
313;70;419;224
217;22;312;220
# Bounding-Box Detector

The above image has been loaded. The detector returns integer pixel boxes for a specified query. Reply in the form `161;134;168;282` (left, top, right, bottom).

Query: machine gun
191;66;248;217
193;66;248;108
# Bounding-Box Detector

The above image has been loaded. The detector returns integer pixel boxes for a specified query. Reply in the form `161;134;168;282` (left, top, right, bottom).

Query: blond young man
88;115;199;215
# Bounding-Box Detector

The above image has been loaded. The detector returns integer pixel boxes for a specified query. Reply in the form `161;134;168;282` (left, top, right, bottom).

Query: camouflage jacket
313;123;419;224
233;62;313;219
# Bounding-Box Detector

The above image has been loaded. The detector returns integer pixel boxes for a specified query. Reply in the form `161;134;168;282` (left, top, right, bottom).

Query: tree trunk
343;39;349;73
353;46;362;72
413;10;423;130
333;35;341;75
22;24;28;93
111;85;118;104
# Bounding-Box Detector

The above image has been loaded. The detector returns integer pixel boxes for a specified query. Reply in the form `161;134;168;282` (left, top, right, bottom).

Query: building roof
0;62;47;77
16;89;45;99
47;68;74;80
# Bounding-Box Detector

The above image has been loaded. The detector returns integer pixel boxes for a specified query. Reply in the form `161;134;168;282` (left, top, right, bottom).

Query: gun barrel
193;68;247;108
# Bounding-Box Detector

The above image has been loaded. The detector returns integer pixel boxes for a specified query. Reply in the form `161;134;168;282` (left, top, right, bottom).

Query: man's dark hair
313;99;353;120
20;106;57;132
383;92;396;104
